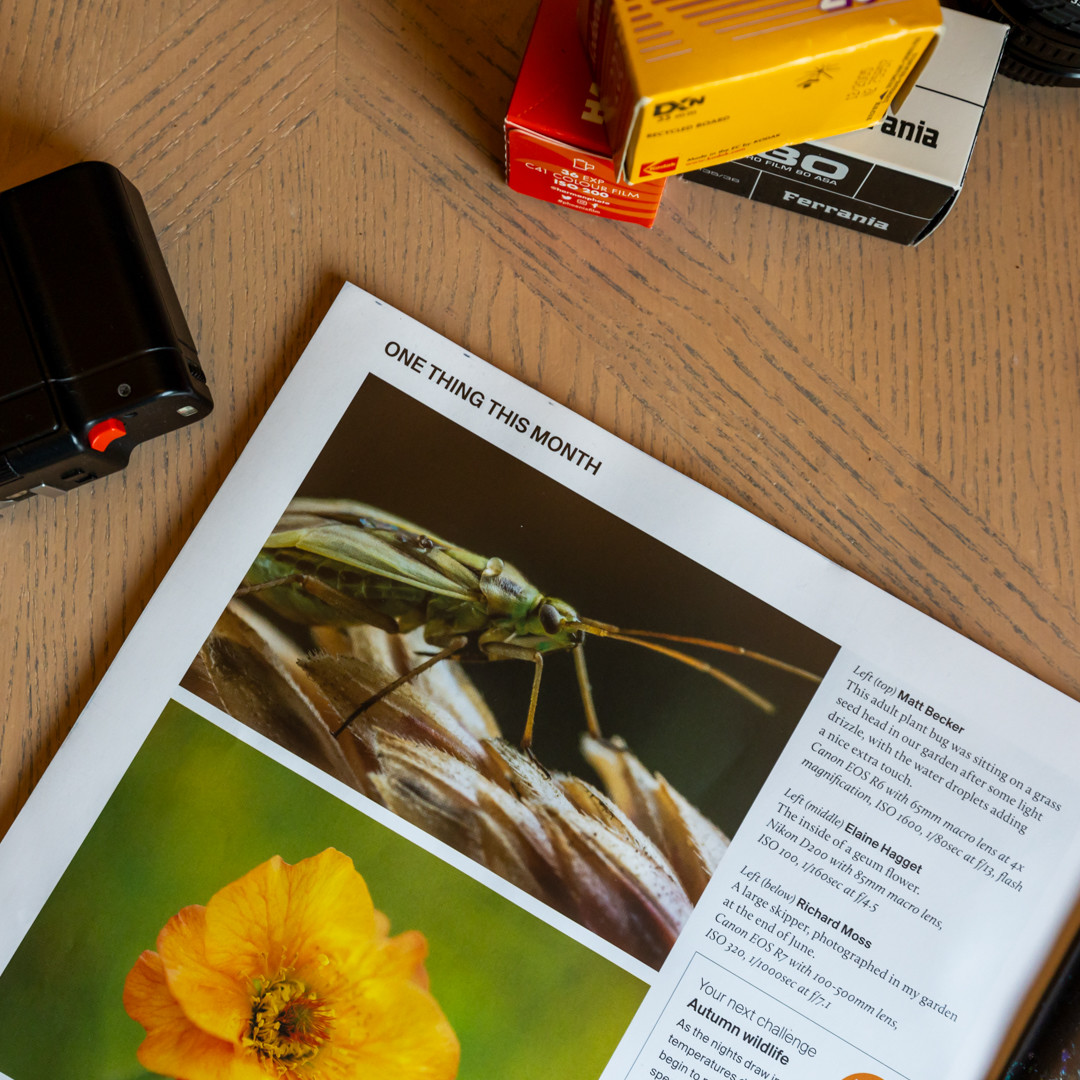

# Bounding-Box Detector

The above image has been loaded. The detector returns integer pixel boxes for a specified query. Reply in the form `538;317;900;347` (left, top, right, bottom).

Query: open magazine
2;282;1079;1080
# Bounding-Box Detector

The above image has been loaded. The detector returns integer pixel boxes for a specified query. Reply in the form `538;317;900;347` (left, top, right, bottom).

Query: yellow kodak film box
579;0;943;184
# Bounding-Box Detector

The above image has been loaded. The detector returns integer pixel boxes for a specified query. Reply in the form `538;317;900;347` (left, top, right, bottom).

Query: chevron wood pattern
1;0;1078;839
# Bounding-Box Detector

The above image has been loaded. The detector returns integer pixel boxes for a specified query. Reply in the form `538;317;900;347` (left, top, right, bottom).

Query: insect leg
239;572;400;632
481;640;547;752
573;646;603;741
238;575;298;595
333;635;469;738
522;652;544;753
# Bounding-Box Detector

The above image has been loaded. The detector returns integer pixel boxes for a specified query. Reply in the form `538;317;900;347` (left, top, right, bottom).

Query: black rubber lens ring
957;0;1080;85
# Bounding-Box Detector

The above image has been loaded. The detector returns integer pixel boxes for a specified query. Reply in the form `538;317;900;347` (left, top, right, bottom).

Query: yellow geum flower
123;848;460;1080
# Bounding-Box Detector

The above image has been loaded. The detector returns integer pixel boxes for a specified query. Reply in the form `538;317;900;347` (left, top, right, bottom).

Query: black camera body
0;161;212;508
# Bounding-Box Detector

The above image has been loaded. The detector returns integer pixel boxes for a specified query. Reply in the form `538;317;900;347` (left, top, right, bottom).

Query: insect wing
289;499;493;581
267;523;476;605
288;497;452;544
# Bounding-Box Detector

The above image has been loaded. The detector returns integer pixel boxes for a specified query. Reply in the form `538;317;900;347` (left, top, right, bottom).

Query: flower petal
320;976;460;1080
204;849;378;978
157;903;252;1046
123;950;264;1080
355;928;430;989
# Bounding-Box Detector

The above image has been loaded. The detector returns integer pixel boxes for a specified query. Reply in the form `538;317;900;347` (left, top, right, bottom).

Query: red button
88;418;127;452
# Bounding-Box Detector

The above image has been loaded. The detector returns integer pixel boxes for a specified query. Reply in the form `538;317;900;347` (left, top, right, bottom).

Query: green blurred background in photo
0;700;647;1080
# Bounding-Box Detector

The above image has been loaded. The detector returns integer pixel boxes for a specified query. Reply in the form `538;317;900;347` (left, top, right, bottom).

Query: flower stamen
244;974;335;1070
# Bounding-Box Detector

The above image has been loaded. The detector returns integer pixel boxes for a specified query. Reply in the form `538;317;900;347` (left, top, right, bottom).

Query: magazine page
1;282;1079;1080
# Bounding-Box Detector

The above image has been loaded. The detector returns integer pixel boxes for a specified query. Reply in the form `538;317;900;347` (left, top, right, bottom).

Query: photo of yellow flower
123;848;460;1080
0;701;646;1080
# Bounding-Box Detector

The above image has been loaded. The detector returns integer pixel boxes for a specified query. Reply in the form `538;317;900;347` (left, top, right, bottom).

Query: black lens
956;0;1080;84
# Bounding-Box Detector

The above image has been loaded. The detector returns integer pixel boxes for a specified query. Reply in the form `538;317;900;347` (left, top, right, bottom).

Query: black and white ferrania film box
682;9;1008;245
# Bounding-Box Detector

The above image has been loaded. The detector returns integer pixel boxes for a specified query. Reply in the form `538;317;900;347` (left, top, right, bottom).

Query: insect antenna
571;619;821;715
607;626;823;685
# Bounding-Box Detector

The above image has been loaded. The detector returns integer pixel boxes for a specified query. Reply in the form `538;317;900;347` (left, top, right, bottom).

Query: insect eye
538;602;563;635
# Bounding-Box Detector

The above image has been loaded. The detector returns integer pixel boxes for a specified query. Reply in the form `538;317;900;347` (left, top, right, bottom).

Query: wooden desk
1;0;1078;840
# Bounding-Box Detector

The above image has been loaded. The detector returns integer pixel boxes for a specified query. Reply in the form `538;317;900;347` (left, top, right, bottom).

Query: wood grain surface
0;0;1078;842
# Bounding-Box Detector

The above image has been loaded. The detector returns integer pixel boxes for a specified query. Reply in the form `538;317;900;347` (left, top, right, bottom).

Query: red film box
505;0;665;227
